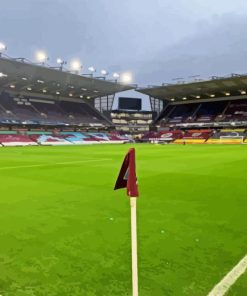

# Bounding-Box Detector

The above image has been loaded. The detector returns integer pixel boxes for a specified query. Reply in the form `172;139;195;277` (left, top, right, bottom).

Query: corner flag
114;147;139;197
114;147;139;296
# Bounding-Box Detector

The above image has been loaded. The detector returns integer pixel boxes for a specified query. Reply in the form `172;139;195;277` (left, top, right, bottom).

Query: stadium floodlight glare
88;66;96;72
69;59;82;72
120;72;133;84
101;69;108;76
35;50;48;63
113;72;120;79
0;72;8;78
0;42;7;52
56;58;64;64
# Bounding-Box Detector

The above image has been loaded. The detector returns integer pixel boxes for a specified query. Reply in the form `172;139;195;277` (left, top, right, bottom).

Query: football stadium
1;1;247;295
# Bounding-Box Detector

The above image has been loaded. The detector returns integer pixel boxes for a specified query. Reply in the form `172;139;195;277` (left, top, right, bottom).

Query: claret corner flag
114;147;139;296
114;147;139;197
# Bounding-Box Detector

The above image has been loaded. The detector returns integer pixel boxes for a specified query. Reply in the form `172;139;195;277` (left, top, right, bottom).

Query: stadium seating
156;100;247;125
0;91;110;126
142;130;183;142
0;134;37;146
195;101;228;122
174;130;212;144
222;100;247;122
29;134;72;145
0;131;130;146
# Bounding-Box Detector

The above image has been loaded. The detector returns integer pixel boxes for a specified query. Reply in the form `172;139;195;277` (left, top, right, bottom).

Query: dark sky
1;0;247;87
0;0;247;85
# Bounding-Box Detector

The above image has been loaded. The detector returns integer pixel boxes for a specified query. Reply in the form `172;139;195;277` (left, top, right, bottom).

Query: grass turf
0;144;246;295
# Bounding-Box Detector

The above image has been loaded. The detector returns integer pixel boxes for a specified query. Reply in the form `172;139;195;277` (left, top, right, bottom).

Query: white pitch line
0;158;112;171
207;254;247;296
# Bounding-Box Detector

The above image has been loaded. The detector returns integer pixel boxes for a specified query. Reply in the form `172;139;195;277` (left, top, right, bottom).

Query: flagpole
130;197;138;296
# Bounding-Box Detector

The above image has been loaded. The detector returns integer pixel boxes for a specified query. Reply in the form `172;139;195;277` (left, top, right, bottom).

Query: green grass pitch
0;144;247;295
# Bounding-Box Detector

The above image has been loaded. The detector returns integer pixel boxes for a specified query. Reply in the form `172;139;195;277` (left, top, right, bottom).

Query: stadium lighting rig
81;66;96;77
69;59;82;73
120;72;133;84
0;42;7;52
113;72;120;79
35;50;49;64
88;66;96;73
101;69;109;76
56;58;67;70
112;72;120;82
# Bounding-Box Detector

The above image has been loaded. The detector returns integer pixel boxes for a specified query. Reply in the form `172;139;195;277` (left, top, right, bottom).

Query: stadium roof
137;75;247;102
0;57;133;99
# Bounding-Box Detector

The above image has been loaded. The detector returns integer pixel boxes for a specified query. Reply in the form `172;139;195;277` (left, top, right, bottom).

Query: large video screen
118;97;142;110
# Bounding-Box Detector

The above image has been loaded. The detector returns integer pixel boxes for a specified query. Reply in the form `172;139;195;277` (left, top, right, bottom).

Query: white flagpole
130;197;138;296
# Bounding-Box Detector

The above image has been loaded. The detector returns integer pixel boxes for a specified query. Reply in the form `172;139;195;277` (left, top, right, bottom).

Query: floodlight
35;50;48;63
0;42;7;52
120;72;133;84
113;72;120;79
56;58;63;64
70;59;82;72
88;66;96;72
101;69;108;76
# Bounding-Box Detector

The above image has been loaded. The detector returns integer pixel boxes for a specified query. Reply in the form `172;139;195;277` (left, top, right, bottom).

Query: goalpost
219;136;245;144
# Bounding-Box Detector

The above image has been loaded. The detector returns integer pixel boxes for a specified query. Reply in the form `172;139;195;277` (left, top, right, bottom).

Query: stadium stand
223;99;247;122
0;134;37;146
29;134;72;145
174;129;212;144
142;130;183;143
0;131;130;146
0;91;110;126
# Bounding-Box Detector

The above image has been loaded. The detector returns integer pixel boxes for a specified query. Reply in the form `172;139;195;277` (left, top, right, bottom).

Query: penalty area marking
0;158;112;171
207;254;247;296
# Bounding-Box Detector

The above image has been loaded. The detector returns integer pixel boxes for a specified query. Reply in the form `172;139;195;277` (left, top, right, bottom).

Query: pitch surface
0;144;246;295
